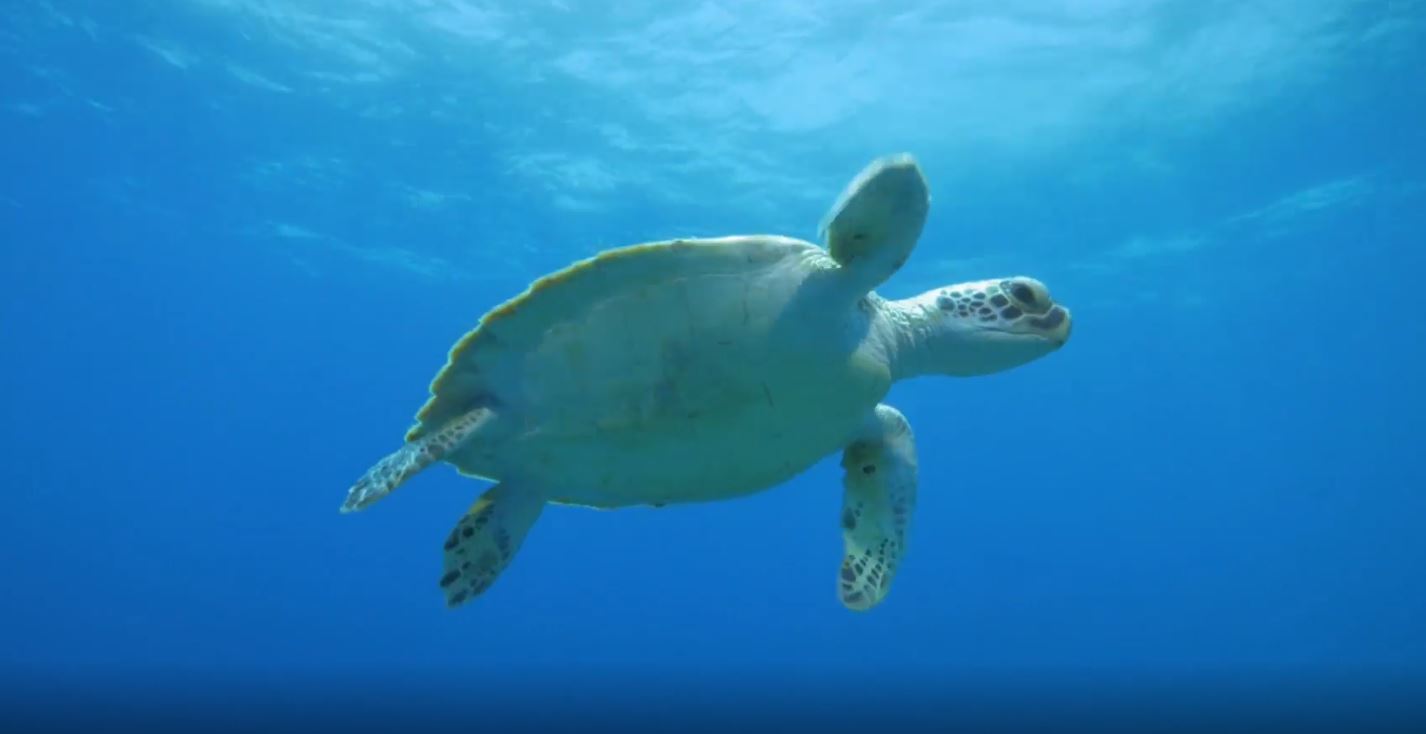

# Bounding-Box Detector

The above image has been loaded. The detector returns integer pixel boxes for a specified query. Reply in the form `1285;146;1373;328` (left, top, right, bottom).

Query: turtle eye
1010;282;1036;306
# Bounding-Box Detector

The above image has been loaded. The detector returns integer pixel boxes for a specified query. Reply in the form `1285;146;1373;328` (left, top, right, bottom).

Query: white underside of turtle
342;153;1074;612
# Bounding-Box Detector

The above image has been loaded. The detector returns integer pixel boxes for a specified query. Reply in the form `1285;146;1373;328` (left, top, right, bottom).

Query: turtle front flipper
440;482;545;608
340;408;488;513
818;153;931;290
837;404;919;612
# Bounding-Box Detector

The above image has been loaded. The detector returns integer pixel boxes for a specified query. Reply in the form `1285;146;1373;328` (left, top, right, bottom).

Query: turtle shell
404;235;835;443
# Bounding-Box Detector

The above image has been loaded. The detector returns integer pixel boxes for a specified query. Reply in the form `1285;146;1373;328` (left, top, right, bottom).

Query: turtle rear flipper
340;408;488;513
440;483;545;608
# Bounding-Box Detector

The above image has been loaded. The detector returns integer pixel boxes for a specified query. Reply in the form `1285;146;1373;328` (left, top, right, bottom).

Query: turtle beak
1033;306;1072;347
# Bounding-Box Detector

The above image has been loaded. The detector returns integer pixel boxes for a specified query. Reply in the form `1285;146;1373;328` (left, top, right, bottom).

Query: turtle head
891;276;1072;379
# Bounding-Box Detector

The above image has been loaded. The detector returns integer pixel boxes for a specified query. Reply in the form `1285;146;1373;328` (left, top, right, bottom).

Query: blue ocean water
2;0;1424;729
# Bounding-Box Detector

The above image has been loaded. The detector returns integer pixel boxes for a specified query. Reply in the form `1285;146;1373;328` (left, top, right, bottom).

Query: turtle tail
340;408;487;513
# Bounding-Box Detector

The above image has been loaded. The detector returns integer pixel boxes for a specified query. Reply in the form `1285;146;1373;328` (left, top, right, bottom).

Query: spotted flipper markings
837;404;918;612
439;482;545;608
340;408;487;513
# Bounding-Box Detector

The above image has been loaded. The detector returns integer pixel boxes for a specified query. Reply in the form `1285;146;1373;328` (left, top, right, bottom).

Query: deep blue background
2;0;1424;725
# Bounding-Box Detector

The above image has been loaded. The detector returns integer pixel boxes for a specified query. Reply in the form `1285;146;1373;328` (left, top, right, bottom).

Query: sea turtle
341;153;1072;612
